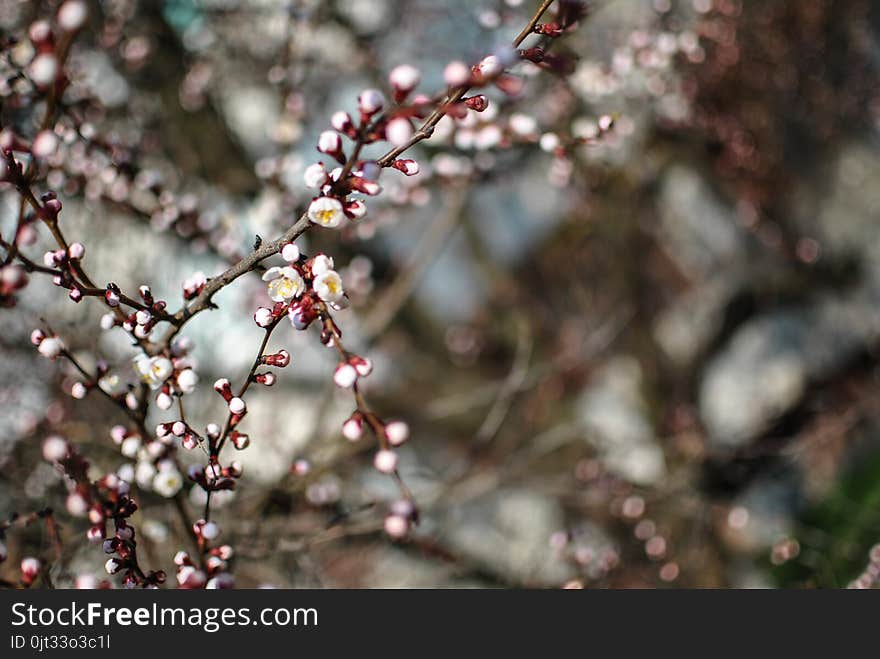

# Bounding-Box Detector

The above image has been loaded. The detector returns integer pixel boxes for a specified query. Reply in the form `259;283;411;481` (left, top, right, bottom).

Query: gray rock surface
811;142;880;267
658;165;746;280
653;275;739;367
576;357;666;485
700;293;880;448
440;488;576;586
361;548;491;588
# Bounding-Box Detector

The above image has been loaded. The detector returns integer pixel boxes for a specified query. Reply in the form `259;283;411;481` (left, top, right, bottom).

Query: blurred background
2;0;880;588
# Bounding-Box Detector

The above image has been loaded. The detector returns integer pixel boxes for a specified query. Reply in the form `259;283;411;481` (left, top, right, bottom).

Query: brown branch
158;0;559;349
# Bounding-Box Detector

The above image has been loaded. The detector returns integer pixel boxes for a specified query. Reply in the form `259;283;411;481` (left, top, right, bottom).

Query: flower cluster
1;0;591;588
104;285;169;339
132;340;199;409
30;329;65;360
42;436;165;588
174;544;234;589
254;249;349;334
111;425;184;499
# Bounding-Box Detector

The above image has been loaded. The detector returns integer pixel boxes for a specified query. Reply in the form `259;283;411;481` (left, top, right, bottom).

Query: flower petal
262;267;283;282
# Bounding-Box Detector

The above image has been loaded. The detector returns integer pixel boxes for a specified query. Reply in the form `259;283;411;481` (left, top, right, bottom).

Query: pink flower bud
28;20;51;44
358;89;385;115
32;130;58;158
120;435;140;457
311;254;334;275
255;372;276;386
206;555;227;572
264;349;291;367
281;242;300;262
66;492;89;517
350;356;373;377
254;307;274;328
303;162;327;189
177;368;198;394
228;397;246;415
317;130;343;157
344;199;367;219
230;431;250;450
177;565;206;588
477;55;503;78
37;336;64;359
91;510;107;530
44;197;62;216
171;421;187;437
30;329;45;345
384;514;409;538
539;132;560;152
71;381;87;399
464;95;489;112
331;111;354;133
74;574;99;589
28;54;58;87
350;177;381;196
333;362;358;388
389;64;421;99
289;298;318;330
373;449;399;474
21;557;42;584
213;378;232;398
392;159;420;176
204;463;222;482
385;117;413;147
390;499;415;519
58;1;88;32
182;271;207;300
201;521;219;540
444;60;471;86
534;22;563;37
42;436;68;462
342;415;364;441
67;241;85;260
385;420;410;446
206;573;234;589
